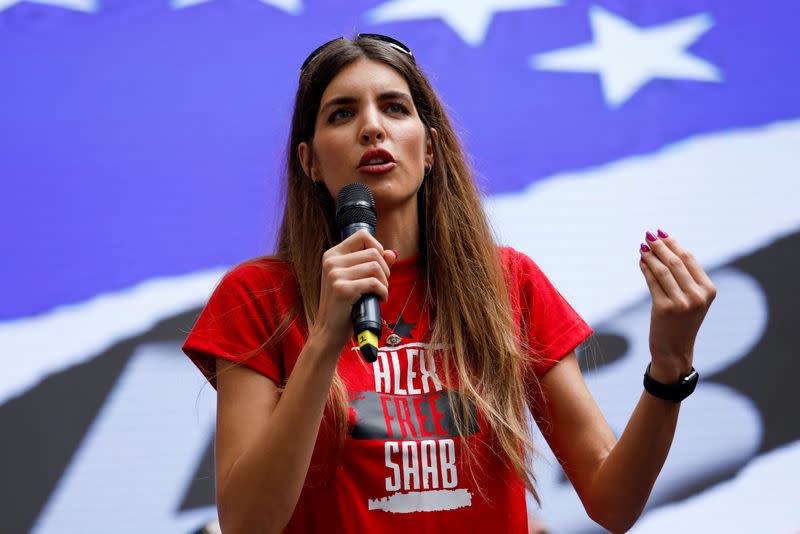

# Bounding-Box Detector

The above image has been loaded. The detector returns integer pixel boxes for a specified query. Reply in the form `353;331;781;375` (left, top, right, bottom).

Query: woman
183;34;716;533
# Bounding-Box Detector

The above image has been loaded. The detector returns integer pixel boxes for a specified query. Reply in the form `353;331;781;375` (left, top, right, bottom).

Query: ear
425;128;438;170
298;141;315;181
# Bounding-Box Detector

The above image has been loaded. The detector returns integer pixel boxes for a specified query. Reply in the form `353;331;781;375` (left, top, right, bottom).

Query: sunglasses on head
300;33;414;72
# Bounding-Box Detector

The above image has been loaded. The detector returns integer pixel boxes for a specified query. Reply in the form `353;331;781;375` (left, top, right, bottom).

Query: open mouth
358;149;397;173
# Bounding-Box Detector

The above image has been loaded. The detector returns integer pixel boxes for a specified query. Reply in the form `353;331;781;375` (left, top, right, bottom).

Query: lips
358;148;396;169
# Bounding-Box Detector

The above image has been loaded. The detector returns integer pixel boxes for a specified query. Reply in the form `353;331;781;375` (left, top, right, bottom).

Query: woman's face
298;58;434;209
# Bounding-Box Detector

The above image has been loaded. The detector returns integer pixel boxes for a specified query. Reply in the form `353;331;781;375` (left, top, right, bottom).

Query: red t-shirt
183;246;593;532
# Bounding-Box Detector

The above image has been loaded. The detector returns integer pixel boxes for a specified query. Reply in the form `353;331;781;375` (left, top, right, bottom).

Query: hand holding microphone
310;184;395;362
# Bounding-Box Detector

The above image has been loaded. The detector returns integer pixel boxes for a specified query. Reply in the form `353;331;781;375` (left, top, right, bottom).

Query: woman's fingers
657;230;716;298
642;231;701;295
639;240;683;302
325;247;391;279
336;261;389;293
639;229;715;311
383;249;398;270
324;229;397;273
337;228;386;255
335;277;390;304
320;229;400;305
639;255;668;303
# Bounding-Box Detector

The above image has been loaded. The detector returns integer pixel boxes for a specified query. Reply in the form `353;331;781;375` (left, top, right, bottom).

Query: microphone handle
341;223;382;362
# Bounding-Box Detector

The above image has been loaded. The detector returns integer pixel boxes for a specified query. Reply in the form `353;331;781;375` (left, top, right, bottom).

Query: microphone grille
336;183;377;228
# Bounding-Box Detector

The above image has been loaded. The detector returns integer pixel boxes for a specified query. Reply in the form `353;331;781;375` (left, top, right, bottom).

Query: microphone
335;183;382;363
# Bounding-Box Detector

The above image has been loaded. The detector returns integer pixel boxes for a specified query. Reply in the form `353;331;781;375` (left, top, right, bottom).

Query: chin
372;189;419;211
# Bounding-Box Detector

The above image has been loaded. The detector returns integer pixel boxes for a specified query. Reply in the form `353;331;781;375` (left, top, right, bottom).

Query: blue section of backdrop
2;0;799;319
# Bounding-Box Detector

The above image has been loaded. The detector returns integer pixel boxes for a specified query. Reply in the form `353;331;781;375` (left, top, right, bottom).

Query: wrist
307;325;348;360
644;362;699;403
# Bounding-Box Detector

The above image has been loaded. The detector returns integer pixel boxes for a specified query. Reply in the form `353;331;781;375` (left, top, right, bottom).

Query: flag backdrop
2;1;799;532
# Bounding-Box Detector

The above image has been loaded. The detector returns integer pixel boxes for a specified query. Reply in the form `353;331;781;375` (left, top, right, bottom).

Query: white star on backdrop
0;0;96;12
531;5;722;108
171;0;301;15
365;0;562;47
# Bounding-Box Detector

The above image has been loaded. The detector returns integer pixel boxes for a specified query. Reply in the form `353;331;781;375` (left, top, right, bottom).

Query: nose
359;106;385;144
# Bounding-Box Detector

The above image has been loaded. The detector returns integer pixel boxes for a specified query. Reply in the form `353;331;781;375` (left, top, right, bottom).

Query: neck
374;197;420;260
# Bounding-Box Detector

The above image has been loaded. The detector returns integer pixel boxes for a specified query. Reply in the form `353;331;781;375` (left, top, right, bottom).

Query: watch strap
643;363;699;403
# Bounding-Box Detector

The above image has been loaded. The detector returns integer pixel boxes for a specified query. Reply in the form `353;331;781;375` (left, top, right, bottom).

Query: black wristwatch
643;363;699;403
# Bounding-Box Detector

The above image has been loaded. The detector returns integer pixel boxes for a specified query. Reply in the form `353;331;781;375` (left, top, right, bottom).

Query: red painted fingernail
657;228;669;238
640;243;651;253
646;231;657;242
393;249;399;258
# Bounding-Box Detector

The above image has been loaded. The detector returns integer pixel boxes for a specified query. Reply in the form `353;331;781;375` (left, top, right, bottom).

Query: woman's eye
329;109;352;122
386;103;409;114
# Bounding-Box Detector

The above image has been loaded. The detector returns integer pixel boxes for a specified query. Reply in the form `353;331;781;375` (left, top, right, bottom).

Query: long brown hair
273;36;544;502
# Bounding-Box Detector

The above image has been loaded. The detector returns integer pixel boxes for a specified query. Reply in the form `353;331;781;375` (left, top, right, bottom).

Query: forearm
218;333;341;534
585;363;687;533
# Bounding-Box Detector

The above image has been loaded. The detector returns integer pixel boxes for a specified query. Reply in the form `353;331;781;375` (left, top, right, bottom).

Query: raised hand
312;229;398;354
638;229;717;382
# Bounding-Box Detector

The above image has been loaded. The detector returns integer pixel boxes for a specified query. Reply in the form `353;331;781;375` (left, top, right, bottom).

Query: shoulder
208;256;301;310
195;255;302;334
496;245;544;279
495;246;558;309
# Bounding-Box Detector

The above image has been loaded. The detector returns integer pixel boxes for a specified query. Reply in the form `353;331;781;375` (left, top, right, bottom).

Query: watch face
681;369;700;385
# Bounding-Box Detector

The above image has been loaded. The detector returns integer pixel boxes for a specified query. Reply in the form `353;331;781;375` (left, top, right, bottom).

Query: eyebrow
319;91;413;114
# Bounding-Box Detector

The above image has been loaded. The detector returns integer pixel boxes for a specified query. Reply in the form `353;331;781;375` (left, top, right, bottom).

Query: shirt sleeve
181;262;286;389
508;248;594;378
